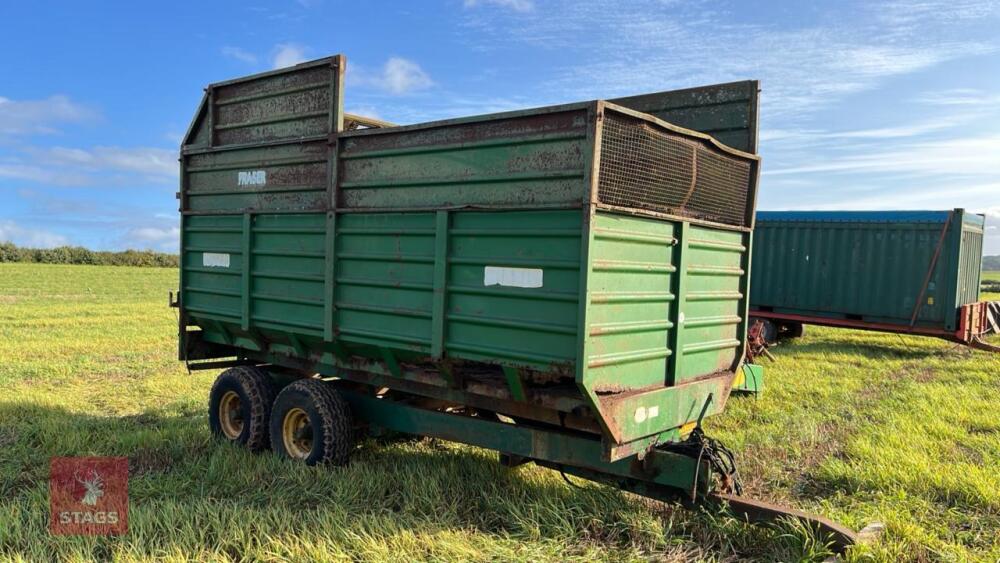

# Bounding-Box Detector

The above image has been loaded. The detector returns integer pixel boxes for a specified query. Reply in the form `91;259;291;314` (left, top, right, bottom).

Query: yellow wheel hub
282;407;313;459
218;390;244;440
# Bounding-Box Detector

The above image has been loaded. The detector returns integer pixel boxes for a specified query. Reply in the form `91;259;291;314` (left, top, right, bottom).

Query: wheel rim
218;390;244;439
282;407;313;459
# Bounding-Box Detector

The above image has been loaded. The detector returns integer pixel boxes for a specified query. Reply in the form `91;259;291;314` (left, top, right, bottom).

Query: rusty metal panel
182;94;211;148
611;80;759;153
210;60;338;147
185;141;329;213
180;55;344;215
336;106;592;210
597;106;756;228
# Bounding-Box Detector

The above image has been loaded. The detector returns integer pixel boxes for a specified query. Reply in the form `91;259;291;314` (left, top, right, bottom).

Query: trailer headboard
611;80;760;154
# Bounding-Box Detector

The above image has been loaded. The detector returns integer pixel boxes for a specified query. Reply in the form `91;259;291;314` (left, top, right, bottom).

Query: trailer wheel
208;366;277;452
759;319;779;345
270;379;353;466
779;322;805;339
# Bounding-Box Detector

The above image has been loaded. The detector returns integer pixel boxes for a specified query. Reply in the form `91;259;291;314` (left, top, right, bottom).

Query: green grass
2;263;1000;561
983;271;1000;301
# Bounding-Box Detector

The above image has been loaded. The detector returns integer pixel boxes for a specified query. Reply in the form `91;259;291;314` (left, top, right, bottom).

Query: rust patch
593;383;631;394
339;109;587;155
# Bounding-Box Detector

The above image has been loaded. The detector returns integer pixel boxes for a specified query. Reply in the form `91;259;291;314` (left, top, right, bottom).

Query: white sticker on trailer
202;252;230;268
484;266;543;288
237;170;266;186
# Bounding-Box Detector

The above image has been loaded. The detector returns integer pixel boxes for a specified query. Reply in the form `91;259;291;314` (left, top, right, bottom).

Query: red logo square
50;457;129;535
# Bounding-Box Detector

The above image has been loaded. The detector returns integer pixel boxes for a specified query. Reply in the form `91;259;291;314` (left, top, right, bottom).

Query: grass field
983;271;1000;296
2;263;999;562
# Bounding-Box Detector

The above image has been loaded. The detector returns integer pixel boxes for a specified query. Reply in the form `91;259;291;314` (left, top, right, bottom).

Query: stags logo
50;457;128;535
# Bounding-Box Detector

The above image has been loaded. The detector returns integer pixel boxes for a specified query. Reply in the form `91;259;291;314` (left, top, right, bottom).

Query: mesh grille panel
598;112;753;227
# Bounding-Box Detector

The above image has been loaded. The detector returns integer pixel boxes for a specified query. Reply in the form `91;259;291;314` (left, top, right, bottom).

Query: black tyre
780;322;806;339
208;366;278;451
270;379;354;466
760;319;779;345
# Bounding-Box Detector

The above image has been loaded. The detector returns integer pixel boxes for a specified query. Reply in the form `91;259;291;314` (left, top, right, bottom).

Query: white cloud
0;220;69;248
349;57;433;96
759;128;821;143
876;0;1000;28
460;1;998;121
832;45;953;79
41;146;177;178
824;123;956;140
765;134;1000;177
272;43;308;69
345;105;382;120
379;58;433;95
464;0;534;12
0;95;97;136
221;46;257;64
759;121;1000;249
0;162;90;186
1;146;178;186
6;190;183;251
763;111;982;145
912;88;1000;107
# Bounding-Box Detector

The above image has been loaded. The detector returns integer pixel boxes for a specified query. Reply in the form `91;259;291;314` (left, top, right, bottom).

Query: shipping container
749;209;993;345
172;55;856;550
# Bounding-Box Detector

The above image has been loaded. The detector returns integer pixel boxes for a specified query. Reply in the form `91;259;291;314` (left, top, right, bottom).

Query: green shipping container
750;210;986;338
177;55;760;467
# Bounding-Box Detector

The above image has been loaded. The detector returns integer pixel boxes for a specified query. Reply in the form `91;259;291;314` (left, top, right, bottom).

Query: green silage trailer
749;210;998;350
173;54;855;550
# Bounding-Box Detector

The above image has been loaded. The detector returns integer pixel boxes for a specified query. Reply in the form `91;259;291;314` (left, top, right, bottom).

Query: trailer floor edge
336;385;857;555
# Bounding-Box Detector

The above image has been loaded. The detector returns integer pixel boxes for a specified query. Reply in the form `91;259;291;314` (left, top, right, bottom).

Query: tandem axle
202;362;857;554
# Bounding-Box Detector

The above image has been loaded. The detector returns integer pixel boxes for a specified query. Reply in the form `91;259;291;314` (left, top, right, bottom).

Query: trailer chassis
337;384;857;552
751;299;1000;354
195;352;857;554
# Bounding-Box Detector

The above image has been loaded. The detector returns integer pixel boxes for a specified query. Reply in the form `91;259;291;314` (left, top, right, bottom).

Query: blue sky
1;0;998;253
